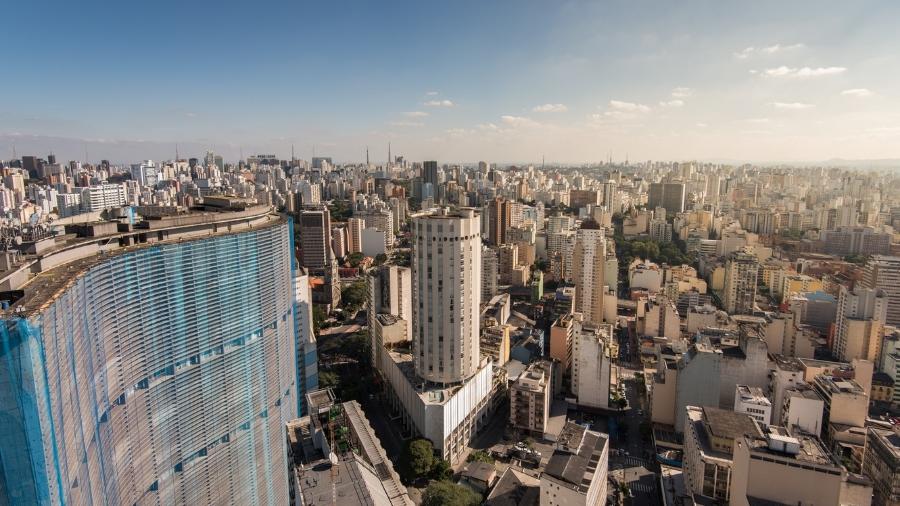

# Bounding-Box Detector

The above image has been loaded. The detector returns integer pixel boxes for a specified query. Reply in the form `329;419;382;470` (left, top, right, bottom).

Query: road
610;320;661;505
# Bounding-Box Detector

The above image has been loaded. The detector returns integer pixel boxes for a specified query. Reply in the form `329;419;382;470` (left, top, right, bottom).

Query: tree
313;306;327;336
430;459;453;480
422;481;480;506
374;253;388;266
466;450;495;464
402;439;435;482
347;252;365;268
341;280;367;312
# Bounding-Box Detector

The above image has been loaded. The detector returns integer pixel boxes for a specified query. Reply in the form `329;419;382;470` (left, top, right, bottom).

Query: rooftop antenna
291;143;295;161
387;142;391;166
11;143;16;160
542;154;545;170
175;143;179;163
84;144;89;165
366;146;369;166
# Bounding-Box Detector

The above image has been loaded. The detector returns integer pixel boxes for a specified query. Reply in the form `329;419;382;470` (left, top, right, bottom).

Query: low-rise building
733;385;772;426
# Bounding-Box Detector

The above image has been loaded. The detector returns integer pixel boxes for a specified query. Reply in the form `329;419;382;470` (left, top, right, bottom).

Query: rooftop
543;422;608;494
1;205;280;317
702;407;763;441
485;466;540;506
744;427;838;468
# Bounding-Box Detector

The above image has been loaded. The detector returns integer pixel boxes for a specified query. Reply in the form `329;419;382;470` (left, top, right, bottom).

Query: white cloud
532;103;568;113
696;123;708;128
659;100;684;108
608;100;651;113
841;88;873;97
671;87;692;98
772;102;815;110
500;115;540;128
404;111;429;117
762;66;847;78
388;121;424;127
734;43;804;59
424;99;454;107
425;91;439;96
476;122;499;131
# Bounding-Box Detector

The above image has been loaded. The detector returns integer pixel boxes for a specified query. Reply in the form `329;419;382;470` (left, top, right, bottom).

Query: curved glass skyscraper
0;209;302;505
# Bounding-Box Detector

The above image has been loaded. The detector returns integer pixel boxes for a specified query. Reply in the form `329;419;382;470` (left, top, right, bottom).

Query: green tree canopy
402;439;435;481
422;481;480;506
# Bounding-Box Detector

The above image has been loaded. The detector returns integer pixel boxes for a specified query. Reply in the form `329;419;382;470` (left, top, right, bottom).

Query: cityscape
3;2;900;506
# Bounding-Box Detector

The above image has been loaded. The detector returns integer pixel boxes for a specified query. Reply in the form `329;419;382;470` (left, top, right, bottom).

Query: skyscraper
423;160;440;187
298;206;333;269
572;223;607;325
648;181;686;215
724;249;759;315
0;206;303;505
411;208;481;384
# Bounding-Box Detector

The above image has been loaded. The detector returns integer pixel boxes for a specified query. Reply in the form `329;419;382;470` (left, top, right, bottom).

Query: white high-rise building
412;208;482;384
80;183;127;211
482;245;499;301
572;224;607;325
571;315;613;410
724;248;758;315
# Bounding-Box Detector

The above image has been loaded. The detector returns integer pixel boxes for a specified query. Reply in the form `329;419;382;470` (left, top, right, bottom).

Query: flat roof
703;407;763;441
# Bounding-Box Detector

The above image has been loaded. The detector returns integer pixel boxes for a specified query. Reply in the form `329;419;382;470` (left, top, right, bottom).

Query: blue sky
3;0;900;163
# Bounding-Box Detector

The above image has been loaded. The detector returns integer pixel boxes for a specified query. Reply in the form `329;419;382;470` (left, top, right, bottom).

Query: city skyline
4;0;900;164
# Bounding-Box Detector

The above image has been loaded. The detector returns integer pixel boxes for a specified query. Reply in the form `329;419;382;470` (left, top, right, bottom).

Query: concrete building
482;245;499;300
540;422;609;506
682;406;763;502
571;316;613;410
780;384;825;436
724;249;759;315
572;224;607;325
550;313;575;371
79;183;127;211
733;385;772;426
510;360;552;438
731;427;850;506
347;216;365;253
835;286;889;362
641;295;680;339
865;256;900;327
411;208;482;384
864;426;900;506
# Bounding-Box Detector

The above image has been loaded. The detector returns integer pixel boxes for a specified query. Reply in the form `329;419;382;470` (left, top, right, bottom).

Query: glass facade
0;220;301;505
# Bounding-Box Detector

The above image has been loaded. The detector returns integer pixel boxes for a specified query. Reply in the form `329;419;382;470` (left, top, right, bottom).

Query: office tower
80;183;127;211
311;157;332;170
571;316;613;409
834;286;888;362
367;265;413;368
298;207;333;269
482;245;499;301
21;155;38;179
864;256;900;326
0;206;301;505
601;180;618;210
648;181;686;215
724;249;759;315
572;224;606;325
498;243;518;285
487;196;511;246
423;160;440;187
863;427;900;506
411;208;481;384
130;160;160;187
363;209;394;248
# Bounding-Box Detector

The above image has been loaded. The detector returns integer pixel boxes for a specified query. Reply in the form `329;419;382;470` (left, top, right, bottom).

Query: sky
3;0;900;164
